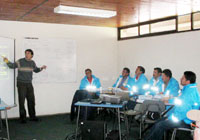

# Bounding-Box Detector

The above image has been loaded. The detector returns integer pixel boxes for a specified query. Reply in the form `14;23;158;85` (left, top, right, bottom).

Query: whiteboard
0;37;15;106
22;38;77;83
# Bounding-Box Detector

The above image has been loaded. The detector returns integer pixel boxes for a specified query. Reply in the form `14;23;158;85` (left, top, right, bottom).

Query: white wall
0;20;118;118
118;31;200;89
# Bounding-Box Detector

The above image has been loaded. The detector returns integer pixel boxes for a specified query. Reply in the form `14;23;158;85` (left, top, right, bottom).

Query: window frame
118;11;200;41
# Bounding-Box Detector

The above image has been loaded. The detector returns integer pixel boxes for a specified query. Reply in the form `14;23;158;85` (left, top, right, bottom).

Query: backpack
146;111;161;120
142;100;165;120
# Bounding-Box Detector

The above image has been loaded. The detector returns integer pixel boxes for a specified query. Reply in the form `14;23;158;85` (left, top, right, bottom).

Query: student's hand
41;65;47;70
190;123;194;128
3;57;9;63
88;92;95;96
161;96;169;103
162;98;169;104
120;86;128;91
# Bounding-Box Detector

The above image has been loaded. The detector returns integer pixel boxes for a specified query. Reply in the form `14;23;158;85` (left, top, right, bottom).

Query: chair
121;100;143;139
124;104;142;128
171;127;194;140
139;100;166;139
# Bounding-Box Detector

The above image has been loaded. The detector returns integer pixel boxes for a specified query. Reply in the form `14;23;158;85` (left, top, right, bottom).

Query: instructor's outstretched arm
2;56;18;69
33;61;47;73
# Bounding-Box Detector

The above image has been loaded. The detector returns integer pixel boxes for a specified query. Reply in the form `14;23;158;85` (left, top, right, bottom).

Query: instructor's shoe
30;117;40;122
20;119;27;124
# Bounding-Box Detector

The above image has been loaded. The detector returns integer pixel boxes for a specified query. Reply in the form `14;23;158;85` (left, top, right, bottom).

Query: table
74;101;127;140
0;101;10;140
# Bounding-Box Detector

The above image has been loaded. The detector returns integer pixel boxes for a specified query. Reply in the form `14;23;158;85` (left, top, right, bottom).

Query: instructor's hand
3;57;9;63
41;65;47;70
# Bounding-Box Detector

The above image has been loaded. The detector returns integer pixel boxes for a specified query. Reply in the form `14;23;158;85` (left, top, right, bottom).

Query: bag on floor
106;130;119;140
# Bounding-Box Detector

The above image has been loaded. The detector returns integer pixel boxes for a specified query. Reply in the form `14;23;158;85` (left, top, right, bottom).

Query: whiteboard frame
13;39;16;106
0;36;16;107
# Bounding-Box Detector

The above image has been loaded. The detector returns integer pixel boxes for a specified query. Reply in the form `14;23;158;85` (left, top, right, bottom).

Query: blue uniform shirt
163;77;180;97
132;74;148;95
168;83;200;124
79;75;101;95
113;75;133;91
148;76;163;95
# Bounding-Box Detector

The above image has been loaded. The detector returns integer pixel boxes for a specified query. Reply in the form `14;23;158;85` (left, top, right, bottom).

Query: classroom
0;0;200;140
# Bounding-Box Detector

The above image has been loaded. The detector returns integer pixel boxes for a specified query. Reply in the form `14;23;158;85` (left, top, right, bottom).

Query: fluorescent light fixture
54;5;116;18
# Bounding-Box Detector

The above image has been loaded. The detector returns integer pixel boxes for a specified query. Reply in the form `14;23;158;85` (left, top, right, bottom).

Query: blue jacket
168;83;200;124
113;75;133;91
148;76;163;95
163;77;180;97
132;74;148;95
79;75;101;91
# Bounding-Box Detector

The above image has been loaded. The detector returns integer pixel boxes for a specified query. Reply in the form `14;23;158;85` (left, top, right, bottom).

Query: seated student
79;68;101;97
132;66;148;95
146;67;163;95
70;69;101;121
160;69;179;97
113;67;133;91
144;71;200;140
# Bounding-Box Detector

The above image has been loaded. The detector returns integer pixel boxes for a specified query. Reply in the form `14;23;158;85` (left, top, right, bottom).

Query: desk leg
85;106;88;120
117;108;121;140
0;111;2;132
75;105;80;140
124;113;129;139
5;110;10;140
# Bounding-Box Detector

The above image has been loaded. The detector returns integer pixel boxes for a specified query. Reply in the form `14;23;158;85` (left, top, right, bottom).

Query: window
193;12;200;29
151;19;176;33
118;12;200;40
178;14;191;31
120;26;138;38
140;24;150;35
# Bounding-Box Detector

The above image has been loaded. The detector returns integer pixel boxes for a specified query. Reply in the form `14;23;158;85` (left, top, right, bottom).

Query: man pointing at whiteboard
3;49;46;124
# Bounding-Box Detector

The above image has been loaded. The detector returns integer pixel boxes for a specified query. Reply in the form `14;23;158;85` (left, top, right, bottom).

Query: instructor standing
3;49;46;124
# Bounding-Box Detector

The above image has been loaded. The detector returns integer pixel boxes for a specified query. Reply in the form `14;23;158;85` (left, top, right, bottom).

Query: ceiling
0;0;200;27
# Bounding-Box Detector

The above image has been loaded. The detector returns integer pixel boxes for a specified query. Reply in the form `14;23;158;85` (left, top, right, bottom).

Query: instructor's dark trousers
17;81;36;120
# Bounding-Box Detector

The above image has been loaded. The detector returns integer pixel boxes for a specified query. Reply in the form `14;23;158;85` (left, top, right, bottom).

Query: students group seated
144;71;200;140
71;67;200;140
